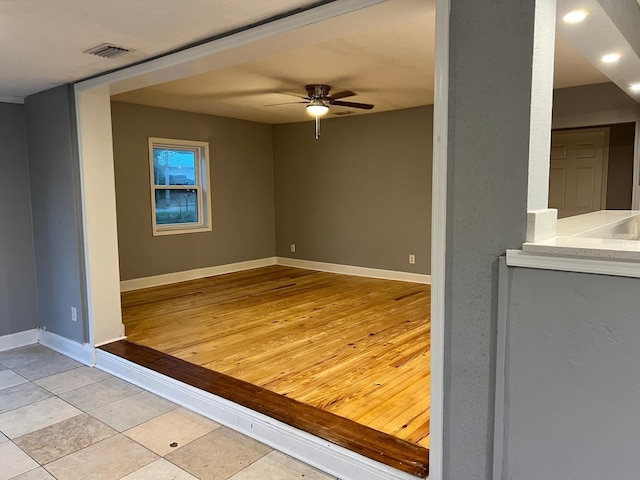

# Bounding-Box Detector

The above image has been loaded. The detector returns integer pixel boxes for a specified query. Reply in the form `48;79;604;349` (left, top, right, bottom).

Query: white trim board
492;258;510;480
95;349;421;480
276;257;431;284
120;257;277;291
38;330;95;366
0;329;95;366
120;257;430;292
0;329;39;352
427;1;449;478
506;249;640;278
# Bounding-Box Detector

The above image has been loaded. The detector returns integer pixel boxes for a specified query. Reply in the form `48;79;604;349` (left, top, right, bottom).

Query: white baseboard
0;330;95;367
120;256;430;292
0;329;39;352
38;330;95;366
276;257;431;284
120;257;277;292
95;349;421;480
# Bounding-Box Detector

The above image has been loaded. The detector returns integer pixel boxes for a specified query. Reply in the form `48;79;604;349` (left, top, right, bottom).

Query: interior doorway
74;2;440;479
549;127;610;218
549;124;636;218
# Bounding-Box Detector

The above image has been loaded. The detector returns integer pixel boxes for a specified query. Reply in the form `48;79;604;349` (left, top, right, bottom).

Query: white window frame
148;137;212;236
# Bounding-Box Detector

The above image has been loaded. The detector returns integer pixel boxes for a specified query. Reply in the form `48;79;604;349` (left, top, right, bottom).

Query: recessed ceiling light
631;83;640;92
601;53;621;64
562;9;589;24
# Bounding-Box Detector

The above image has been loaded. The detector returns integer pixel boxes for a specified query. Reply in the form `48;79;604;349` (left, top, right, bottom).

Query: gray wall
273;106;432;274
498;264;640;479
552;82;640;129
25;85;87;344
606;122;635;209
443;1;537;478
111;102;276;280
0;102;38;337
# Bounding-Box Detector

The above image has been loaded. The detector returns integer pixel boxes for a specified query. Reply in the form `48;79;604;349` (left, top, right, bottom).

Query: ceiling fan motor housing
306;84;332;99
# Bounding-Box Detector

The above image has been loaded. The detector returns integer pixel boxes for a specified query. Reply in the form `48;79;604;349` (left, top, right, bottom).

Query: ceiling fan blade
277;91;309;100
328;90;356;100
264;101;309;107
330;100;374;110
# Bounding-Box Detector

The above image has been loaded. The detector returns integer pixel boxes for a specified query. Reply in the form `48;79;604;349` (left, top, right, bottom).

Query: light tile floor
0;344;337;480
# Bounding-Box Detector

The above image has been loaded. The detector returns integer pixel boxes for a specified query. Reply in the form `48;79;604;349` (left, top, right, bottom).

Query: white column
527;0;558;242
75;86;125;345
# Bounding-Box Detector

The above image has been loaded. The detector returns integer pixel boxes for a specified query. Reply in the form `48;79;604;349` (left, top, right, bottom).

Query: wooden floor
120;265;430;466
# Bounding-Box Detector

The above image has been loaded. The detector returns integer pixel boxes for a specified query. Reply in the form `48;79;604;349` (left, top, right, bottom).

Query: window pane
152;148;196;186
155;189;199;225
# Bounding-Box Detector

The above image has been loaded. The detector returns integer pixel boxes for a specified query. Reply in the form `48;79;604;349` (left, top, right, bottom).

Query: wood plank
120;265;430;452
100;340;429;478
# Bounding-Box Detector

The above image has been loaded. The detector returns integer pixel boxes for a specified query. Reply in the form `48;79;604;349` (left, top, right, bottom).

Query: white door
549;127;610;218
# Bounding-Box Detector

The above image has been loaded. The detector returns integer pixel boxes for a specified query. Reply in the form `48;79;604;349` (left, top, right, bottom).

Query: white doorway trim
633;121;640;210
74;86;125;346
428;0;449;479
73;1;444;479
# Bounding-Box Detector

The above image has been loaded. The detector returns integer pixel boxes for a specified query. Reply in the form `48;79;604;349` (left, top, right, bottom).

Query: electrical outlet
71;306;77;322
291;244;296;253
409;254;416;264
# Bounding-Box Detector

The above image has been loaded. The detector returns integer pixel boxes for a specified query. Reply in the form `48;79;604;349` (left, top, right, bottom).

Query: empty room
105;2;434;476
97;1;640;478
4;0;640;479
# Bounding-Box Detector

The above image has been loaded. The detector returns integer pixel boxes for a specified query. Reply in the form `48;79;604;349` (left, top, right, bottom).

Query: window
148;137;212;236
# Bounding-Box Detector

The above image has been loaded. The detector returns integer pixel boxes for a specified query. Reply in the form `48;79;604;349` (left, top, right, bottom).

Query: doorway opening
76;1;438;478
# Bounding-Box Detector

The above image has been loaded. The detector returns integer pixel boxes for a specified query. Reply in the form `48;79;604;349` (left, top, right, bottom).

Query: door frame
550;126;611;215
633;121;640;210
73;1;446;479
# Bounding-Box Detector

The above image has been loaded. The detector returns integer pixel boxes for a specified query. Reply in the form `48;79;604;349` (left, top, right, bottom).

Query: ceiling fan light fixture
306;101;329;117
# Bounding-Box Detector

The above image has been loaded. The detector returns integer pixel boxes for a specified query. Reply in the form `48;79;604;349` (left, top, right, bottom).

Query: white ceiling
112;8;437;124
111;12;608;124
0;0;629;122
0;0;316;102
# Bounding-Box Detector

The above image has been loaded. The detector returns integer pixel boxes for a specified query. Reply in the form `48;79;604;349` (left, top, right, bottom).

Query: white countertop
508;211;640;277
554;210;640;237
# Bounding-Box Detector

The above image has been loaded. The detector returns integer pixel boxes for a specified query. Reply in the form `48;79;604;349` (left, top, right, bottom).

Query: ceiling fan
274;84;374;139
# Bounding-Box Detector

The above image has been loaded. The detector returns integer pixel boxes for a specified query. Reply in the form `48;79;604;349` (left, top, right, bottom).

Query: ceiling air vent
83;43;132;59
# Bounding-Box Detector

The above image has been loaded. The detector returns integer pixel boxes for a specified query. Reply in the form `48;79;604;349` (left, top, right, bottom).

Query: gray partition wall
497;263;640;479
25;85;87;344
0;102;38;337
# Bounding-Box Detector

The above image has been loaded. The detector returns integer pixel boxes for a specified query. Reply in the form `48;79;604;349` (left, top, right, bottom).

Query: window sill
153;226;212;236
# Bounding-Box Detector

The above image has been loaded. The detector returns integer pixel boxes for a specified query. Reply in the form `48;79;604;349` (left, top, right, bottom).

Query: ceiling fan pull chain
315;115;321;139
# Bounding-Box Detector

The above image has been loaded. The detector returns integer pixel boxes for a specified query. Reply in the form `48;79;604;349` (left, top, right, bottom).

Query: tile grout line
2;361;217;480
1;345;340;480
